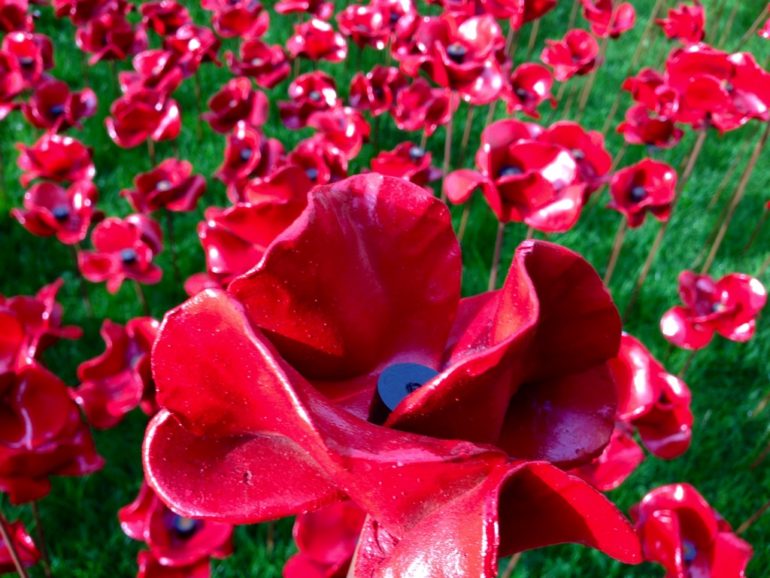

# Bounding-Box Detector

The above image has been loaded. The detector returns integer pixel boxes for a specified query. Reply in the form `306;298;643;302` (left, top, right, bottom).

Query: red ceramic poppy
140;0;191;36
144;174;641;577
136;550;209;578
1;518;40;573
72;317;159;429
287;18;348;63
118;50;185;96
284;501;366;578
370;142;441;188
656;1;705;45
392;77;455;136
120;482;233;569
0;364;103;504
609;159;677;228
22;79;98;132
199;166;313;287
307;107;370;160
349;65;408;117
17;133;95;187
12;180;99;244
504;62;555;118
122;159;206;214
541;29;599;81
397;14;504;105
279;71;339;130
0;0;32;33
761;12;770;40
53;0;127;26
2;31;53;88
661;271;767;350
163;24;221;74
201;0;269;39
631;484;752;578
0;279;81;374
226;38;290;89
539;121;611;196
75;7;148;64
337;4;391;50
622;68;673;115
105;89;181;148
287;136;349;185
215;122;285;201
581;0;636;38
275;0;333;20
617;104;684;148
444;119;587;232
0;50;23;120
202;77;268;134
78;214;163;294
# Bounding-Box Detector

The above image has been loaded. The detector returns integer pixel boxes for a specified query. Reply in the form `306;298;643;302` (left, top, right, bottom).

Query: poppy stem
164;211;181;286
623;129;707;321
420;130;428;150
757;253;770;278
750;439;770;469
71;245;94;320
292;56;300;78
31;503;51;578
743;211;768;253
677;350;696;379
604;219;627;285
457;203;471;244
524;226;534;241
194;72;204;140
576;34;610;118
737;499;770;535
265;521;275;557
505;26;518;61
718;2;741;47
460;105;475;157
525;19;540;59
488;222;506;290
700;121;770;275
0;516;31;578
133;281;150;317
750;387;770;417
500;553;522;578
147;140;156;166
441;96;456;202
485;100;497;127
567;0;581;30
706;135;754;211
739;4;769;47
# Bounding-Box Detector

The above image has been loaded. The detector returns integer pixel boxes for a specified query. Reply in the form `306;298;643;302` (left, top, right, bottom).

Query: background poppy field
1;0;770;575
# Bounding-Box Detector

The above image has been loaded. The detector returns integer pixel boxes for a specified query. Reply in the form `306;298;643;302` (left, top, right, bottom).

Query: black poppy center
377;363;439;412
629;185;647;202
305;167;319;181
18;56;34;68
572;149;585;160
52;205;70;221
498;165;523;178
239;147;253;161
682;539;697;564
447;43;467;63
308;90;322;102
49;104;65;117
171;515;201;538
121;248;138;264
389;12;400;24
409;146;425;160
514;87;529;99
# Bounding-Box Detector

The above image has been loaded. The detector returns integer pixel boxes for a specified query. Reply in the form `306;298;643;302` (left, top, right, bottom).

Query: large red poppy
17;133;94;187
105;89;181;148
144;174;640;577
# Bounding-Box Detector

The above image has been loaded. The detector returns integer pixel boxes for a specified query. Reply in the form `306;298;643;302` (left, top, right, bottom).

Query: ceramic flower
275;0;334;20
337;4;391;50
0;518;40;572
163;24;221;74
2;31;53;88
12;180;99;244
307;107;370;160
72;317;160;429
202;77;268;134
140;0;191;36
287;18;348;63
0;0;32;33
22;79;97;132
279;71;339;130
287;136;349;185
122;159;206;214
75;7;147;64
656;1;705;45
78;214;163;294
0;364;103;504
581;0;636;38
201;0;268;39
609;159;677;227
631;484;752;578
17;133;95;186
144;174;641;577
504;63;555;118
541;29;599;81
661;271;767;350
118;49;185;96
391;77;455;136
349;66;408;117
0;279;81;374
370;142;441;188
226;38;290;89
617;104;684;148
53;0;127;26
105;89;181;148
0;51;24;120
284;501;366;578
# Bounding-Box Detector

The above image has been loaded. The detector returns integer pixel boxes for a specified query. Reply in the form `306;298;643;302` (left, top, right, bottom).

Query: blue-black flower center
629;185;647;202
498;165;523;178
170;515;201;538
121;248;138;264
305;167;319;181
514;87;529;99
447;43;467;63
18;56;34;69
377;363;438;412
49;104;65;117
156;179;172;191
308;90;322;102
250;57;265;66
240;147;253;161
52;205;70;220
682;539;697;564
389;11;400;24
409;146;425;161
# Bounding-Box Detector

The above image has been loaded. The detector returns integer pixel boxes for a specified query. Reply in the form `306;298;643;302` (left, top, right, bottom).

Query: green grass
1;0;769;576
